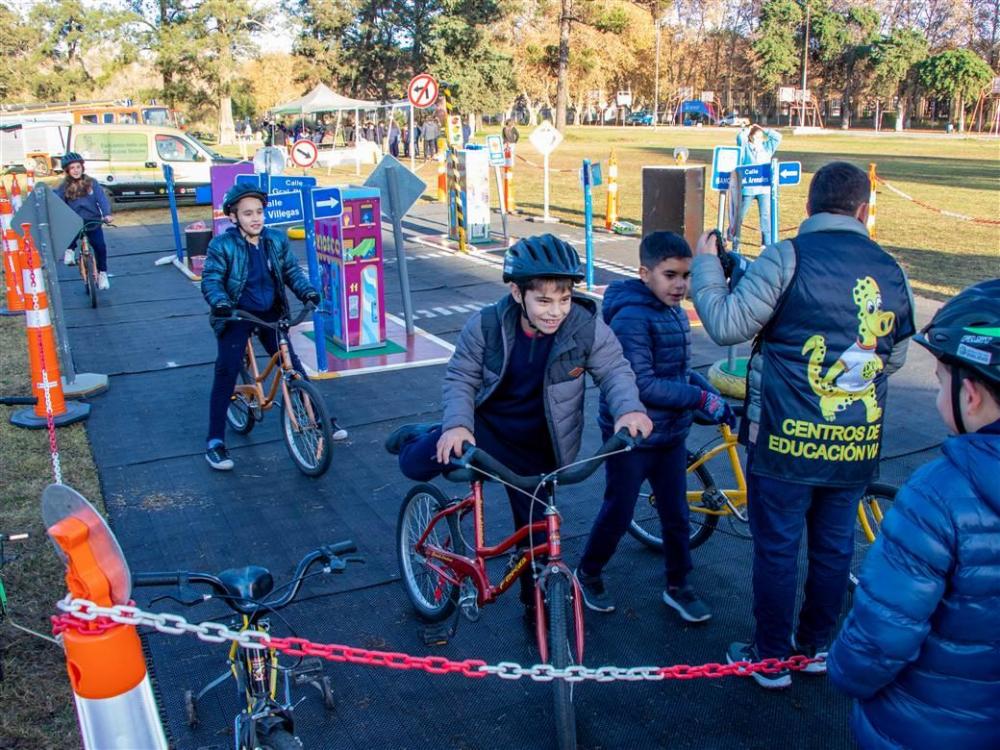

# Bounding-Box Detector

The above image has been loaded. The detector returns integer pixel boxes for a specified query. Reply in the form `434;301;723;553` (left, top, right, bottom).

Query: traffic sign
529;122;563;156
486;135;505;166
290;139;318;169
311;186;343;220
407;73;439;109
579;161;603;187
711;146;740;191
264;190;303;226
364;154;427;218
235;173;263;188
778;161;802;185
270;175;317;192
446;115;463;147
735;163;773;188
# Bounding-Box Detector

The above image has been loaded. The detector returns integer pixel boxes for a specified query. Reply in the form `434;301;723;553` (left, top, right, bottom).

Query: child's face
512;281;573;335
232;196;265;237
640;256;691;307
67;162;84;178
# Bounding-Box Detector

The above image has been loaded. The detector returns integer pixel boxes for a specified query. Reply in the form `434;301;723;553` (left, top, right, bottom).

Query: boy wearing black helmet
200;182;344;471
387;234;651;621
828;279;1000;750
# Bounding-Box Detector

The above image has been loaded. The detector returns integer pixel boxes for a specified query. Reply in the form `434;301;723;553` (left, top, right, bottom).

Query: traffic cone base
10;400;90;428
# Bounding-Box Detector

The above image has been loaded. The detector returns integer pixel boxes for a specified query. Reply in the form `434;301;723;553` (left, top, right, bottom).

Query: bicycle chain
53;597;822;683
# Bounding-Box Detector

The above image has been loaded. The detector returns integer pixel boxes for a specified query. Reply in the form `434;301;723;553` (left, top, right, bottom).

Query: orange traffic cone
503;144;516;214
605;148;619;231
0;186;25;314
26;169;35;192
10;225;90;428
9;175;22;213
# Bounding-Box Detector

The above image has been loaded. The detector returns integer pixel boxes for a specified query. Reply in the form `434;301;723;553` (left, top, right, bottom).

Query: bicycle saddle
217;565;274;605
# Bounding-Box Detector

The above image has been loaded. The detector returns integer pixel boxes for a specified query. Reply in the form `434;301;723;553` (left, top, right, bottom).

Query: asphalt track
55;202;946;750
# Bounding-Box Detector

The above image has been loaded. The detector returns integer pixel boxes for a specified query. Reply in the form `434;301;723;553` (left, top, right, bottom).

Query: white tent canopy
269;83;407;115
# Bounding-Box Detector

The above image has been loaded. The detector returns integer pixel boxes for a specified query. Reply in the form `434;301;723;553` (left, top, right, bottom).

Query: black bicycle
132;542;363;750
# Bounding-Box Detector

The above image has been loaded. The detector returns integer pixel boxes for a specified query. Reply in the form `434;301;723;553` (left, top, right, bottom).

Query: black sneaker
662;586;712;623
726;641;791;689
205;444;234;471
574;568;615;613
790;634;829;674
384;422;437;454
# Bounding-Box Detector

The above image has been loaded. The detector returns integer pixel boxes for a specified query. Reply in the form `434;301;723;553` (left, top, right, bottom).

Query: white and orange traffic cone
10;224;90;428
605;148;619;231
26;169;36;192
867;163;877;239
9;174;23;213
46;485;168;750
1;185;25;314
437;146;447;203
503;144;516;214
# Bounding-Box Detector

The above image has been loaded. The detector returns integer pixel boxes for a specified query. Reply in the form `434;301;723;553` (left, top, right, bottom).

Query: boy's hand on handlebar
104;214;114;224
614;411;653;438
437;427;474;464
699;391;737;428
304;291;321;306
212;301;234;318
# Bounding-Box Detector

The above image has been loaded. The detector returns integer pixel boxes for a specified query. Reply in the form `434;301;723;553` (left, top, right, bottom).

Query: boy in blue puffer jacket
828;279;1000;750
576;232;735;622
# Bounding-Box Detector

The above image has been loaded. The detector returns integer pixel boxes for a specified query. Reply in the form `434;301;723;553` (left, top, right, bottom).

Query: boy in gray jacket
387;235;651;621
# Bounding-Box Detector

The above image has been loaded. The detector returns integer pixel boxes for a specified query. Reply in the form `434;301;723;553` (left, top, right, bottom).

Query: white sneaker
332;420;348;441
97;272;110;290
64;249;76;265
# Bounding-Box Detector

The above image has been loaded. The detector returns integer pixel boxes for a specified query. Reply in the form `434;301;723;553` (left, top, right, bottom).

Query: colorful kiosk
447;146;492;244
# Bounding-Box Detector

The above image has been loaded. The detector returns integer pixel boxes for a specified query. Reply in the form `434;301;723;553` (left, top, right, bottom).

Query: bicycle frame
233;328;316;434
687;424;748;515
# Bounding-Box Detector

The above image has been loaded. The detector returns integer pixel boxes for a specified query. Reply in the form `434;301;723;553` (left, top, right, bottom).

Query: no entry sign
290;139;318;169
407;73;439;109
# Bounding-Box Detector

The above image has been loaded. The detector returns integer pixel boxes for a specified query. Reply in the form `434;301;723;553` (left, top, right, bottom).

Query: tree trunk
554;0;572;130
523;93;538;126
957;91;965;132
219;94;237;145
895;95;907;131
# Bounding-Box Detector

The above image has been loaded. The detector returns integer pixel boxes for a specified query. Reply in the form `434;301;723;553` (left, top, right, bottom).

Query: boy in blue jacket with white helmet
576;232;735;622
828;279;1000;750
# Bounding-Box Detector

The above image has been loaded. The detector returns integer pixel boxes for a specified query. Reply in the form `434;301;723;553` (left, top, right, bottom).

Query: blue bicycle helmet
502;234;584;283
222;182;268;215
61;152;84;170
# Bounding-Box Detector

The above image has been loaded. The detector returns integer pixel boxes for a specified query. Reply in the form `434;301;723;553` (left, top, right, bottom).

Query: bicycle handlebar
209;302;316;331
448;429;640;492
132;540;360;615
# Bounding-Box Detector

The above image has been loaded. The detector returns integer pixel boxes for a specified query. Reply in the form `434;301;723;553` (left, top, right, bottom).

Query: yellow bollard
605;148;619;230
867;163;877;239
437;147;447;203
503;144;515;214
442;84;467;253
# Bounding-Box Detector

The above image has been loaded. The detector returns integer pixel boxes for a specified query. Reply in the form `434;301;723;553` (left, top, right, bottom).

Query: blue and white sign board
236;173;263;188
486;135;505;167
777;161;802;186
312;187;343;219
579;161;604;187
711;146;741;191
735;163;773;188
270;175;317;193
264;191;303;226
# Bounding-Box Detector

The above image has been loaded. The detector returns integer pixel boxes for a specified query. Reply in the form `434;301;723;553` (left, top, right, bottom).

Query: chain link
54;597;823;683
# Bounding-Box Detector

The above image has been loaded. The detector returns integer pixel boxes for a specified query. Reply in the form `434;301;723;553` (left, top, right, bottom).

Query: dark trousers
579;441;691;587
70;226;108;272
206;315;304;445
424;139;437;159
398;425;552;604
747;446;864;658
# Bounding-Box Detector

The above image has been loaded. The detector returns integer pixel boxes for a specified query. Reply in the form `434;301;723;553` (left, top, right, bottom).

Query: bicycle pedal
291;657;324;682
421;621;456;646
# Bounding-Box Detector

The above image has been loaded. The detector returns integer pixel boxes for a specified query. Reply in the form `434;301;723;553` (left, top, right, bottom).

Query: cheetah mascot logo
802;276;895;423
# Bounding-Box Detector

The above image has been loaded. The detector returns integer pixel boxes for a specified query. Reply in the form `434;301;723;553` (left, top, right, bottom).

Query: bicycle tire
227;368;257;435
849;482;897;590
628;453;721;551
281;379;333;477
396;483;463;622
545;572;577;750
256;728;302;750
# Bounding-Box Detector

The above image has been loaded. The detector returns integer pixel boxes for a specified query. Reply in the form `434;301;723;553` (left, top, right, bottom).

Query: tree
752;0;803;118
919;48;994;131
0;6;31;100
810;3;879;128
870;29;929;130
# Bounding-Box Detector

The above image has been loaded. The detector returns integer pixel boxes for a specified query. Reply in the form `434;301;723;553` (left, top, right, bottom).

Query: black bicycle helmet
914;279;1000;432
222;182;268;215
61;152;84;170
502;234;584;283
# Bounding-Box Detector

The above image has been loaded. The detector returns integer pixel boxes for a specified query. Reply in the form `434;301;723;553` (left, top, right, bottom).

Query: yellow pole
443;84;467;252
605;148;619;230
867;162;877;239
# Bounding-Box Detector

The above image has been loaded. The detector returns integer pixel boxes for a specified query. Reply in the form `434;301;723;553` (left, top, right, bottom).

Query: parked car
719;113;751;127
626;110;654;126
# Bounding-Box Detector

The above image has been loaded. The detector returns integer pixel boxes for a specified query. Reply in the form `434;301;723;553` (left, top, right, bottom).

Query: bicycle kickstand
421;606;462;647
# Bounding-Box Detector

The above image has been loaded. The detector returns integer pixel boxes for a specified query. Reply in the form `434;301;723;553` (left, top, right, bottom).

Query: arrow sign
264;190;303;226
407;73;439;109
311;186;343;219
778;161;802;185
290;139;318;169
735;163;773;188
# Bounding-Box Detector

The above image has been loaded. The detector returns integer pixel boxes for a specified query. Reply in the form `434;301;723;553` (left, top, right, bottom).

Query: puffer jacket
596;279;707;446
690;213;913;426
441;294;645;466
736;127;782;196
201;226;315;337
828;424;1000;749
55;177;112;223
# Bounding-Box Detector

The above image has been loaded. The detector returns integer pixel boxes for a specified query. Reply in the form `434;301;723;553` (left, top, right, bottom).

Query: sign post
770;157;780;245
289;139;318;170
486;135;509;244
710;146;740;232
162;164;184;263
582;159;594;289
528;122;563;223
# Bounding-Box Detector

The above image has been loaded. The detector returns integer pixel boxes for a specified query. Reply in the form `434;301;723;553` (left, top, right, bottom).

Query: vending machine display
447;146;492;244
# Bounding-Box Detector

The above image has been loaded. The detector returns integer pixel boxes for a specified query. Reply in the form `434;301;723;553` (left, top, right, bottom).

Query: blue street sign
264;190;303;225
486;135;505;167
235;173;263;188
778;161;802;186
269;175;317;192
311;186;343;219
591;162;603;186
735;162;773;188
711;146;740;191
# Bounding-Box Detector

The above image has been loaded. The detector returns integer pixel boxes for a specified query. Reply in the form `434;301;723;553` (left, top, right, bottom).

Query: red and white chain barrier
53;597;820;683
875;176;1000;227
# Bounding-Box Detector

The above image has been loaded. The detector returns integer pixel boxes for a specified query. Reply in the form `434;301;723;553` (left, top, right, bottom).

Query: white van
0;119;71;175
68;124;238;204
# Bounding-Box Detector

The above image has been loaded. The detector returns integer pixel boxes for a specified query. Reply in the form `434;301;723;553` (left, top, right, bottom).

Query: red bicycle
396;430;638;750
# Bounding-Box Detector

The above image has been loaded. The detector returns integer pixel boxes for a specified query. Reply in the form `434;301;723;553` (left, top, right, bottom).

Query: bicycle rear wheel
281;379;333;477
397;483;464;622
628;454;720;551
849;482;897;589
83;245;99;308
544;572;577;750
227;367;257;435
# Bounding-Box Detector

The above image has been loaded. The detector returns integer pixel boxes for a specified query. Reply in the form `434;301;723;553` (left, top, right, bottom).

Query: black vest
753;229;914;487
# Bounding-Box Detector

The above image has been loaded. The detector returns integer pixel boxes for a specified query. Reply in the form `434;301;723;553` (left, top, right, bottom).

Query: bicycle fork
533;507;585;665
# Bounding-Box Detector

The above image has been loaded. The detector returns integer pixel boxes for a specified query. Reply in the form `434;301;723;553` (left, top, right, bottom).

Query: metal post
301;189;327;372
542;152;551;221
716;189;727;234
653;19;661;131
30;187;75;384
409;105;415;172
583;159;594;289
163;164;183;262
385;165;415;335
494;165;509;245
770;157;780;244
800;2;810;129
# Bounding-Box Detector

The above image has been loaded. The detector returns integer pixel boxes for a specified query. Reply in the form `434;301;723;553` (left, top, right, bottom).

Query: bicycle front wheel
227;367;257;435
850;482;897;589
544;572;577;750
397;483;463;622
628;454;720;551
281;379;333;477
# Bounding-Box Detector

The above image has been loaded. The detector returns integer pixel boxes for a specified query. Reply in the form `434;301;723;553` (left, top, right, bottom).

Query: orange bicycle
70;219;113;307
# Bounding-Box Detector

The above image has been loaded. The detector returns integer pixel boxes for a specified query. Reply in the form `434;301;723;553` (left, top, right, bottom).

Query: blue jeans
579;441;691;587
747;447;864;658
70;226;109;272
734;193;772;250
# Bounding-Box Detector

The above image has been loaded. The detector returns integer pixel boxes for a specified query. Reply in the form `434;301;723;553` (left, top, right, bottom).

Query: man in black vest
690;161;916;689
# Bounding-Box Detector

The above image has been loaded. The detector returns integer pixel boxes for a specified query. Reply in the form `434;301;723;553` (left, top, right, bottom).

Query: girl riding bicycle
56;152;113;290
201;182;347;471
